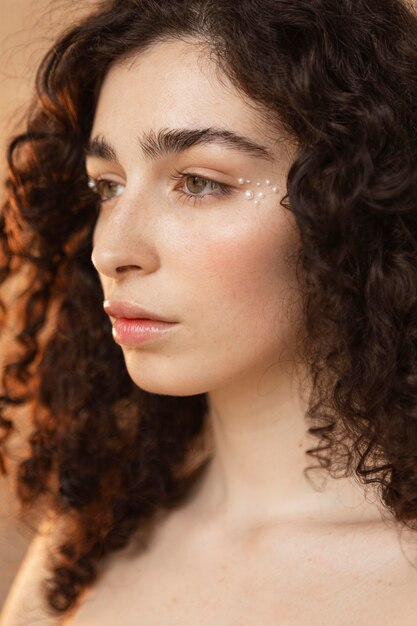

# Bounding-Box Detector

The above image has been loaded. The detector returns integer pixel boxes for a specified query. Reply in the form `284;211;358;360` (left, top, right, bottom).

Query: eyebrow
84;127;275;164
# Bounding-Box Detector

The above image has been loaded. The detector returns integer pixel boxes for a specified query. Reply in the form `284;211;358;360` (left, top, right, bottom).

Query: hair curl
1;0;417;617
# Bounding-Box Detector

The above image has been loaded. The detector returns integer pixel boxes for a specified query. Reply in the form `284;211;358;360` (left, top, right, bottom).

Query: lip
103;299;175;323
111;318;177;346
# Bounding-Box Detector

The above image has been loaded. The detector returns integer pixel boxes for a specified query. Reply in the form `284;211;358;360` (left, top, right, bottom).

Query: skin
87;38;387;536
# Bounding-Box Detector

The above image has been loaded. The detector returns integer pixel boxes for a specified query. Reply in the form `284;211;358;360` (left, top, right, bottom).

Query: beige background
1;0;416;616
0;0;93;610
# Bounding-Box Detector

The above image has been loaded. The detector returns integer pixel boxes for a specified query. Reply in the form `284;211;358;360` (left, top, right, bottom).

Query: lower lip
112;318;177;346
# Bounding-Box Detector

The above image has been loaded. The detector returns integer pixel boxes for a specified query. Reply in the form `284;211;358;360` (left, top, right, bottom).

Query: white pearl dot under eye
244;190;254;200
256;191;265;199
272;186;278;192
266;179;271;185
256;181;261;186
254;200;259;205
238;177;245;184
246;179;251;184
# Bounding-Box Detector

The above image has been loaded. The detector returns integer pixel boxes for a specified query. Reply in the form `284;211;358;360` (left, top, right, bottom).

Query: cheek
188;212;300;338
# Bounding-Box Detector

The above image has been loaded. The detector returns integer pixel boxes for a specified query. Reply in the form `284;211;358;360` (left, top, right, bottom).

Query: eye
86;171;234;210
169;170;233;206
184;176;220;194
87;177;124;203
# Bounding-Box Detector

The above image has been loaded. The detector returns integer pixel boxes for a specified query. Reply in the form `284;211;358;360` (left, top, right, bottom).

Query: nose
90;190;159;279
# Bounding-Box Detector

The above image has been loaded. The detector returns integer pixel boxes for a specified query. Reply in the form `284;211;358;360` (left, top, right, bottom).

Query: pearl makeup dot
237;177;280;206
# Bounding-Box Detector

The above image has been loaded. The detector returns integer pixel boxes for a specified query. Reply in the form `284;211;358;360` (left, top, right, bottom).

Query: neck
186;358;384;531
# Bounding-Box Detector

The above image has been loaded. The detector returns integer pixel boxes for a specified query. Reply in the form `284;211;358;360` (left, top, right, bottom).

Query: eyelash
87;170;234;209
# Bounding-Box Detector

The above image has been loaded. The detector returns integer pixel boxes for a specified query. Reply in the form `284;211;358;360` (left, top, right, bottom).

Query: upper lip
103;299;175;323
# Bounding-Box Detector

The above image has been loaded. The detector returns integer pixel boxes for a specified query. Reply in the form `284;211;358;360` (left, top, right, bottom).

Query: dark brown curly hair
1;0;417;617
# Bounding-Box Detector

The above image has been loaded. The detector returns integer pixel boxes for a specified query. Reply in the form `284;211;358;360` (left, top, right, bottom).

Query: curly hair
1;0;417;617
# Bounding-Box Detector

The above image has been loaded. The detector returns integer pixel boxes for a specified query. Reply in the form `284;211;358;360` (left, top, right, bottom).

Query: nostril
116;265;141;273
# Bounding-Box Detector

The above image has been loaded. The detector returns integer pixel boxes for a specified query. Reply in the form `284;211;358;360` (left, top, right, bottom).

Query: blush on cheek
201;226;287;315
217;221;299;349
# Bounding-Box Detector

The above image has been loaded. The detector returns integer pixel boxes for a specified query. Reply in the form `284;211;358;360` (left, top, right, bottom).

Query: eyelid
87;174;124;187
169;169;228;188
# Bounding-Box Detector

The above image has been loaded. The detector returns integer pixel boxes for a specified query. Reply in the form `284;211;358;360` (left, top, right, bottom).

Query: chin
124;365;209;397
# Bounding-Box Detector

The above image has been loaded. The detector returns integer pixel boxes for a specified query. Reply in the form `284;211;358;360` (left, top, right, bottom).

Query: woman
1;0;417;623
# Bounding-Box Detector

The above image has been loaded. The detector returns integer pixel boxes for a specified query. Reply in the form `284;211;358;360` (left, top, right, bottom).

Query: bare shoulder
0;515;67;626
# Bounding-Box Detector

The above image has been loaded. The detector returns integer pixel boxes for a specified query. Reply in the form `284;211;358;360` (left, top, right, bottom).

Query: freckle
238;177;245;184
244;190;254;200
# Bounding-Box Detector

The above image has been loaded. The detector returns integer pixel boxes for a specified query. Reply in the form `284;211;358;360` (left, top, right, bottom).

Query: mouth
103;299;176;324
111;316;178;346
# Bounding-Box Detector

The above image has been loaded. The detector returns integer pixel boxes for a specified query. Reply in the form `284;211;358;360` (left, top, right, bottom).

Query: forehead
91;39;270;141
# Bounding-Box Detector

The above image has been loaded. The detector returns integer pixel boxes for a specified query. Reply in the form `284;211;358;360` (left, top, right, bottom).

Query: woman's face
88;39;302;396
